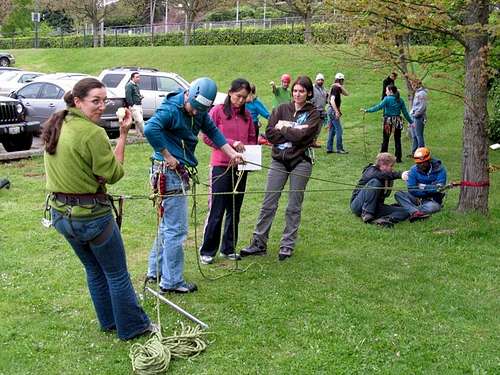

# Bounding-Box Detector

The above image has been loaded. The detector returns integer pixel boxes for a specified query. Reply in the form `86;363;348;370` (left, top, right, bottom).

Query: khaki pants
131;105;144;136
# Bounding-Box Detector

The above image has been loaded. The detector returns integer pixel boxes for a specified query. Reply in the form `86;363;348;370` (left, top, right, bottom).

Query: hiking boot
372;218;394;228
220;253;242;261
240;243;267;257
200;255;214;265
361;211;375;223
160;282;198;294
409;211;430;223
278;247;293;261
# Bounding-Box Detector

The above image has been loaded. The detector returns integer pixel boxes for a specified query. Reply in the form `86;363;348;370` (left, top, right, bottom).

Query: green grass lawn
0;45;499;374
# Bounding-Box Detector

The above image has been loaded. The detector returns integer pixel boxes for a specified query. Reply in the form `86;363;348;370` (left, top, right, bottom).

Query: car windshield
0;72;17;81
175;74;190;87
102;73;126;88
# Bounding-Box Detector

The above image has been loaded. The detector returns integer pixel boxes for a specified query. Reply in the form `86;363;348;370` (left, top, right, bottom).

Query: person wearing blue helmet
144;77;244;294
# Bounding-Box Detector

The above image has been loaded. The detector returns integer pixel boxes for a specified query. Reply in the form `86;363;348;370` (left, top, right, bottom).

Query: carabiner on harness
41;194;53;229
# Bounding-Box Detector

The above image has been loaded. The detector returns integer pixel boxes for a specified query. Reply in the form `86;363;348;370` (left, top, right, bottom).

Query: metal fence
0;15;339;41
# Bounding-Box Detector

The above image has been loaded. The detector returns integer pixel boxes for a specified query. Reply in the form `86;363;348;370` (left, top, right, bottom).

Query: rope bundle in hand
129;324;210;374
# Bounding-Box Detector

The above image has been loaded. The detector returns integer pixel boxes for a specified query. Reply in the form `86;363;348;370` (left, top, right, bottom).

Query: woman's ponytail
42;90;75;154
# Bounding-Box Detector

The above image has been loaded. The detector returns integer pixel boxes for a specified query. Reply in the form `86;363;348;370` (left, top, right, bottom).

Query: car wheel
1;133;33;152
0;57;10;67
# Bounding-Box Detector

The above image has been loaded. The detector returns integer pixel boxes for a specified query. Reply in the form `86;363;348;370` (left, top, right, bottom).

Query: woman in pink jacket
199;78;257;264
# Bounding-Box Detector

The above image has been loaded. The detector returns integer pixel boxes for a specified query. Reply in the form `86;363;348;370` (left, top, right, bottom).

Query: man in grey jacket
310;73;328;147
410;79;428;154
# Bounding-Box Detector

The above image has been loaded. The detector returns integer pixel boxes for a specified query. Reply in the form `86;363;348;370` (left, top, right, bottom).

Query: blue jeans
51;210;150;340
350;179;409;223
394;191;442;215
326;108;344;152
411;116;426;154
147;167;189;289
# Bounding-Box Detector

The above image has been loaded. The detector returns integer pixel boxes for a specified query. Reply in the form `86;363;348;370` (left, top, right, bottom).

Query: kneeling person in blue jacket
395;147;447;222
351;152;410;227
144;77;243;294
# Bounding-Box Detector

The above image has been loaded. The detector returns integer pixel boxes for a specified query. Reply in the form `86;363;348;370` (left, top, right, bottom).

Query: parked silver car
0;70;44;96
98;67;226;119
0;52;15;67
11;73;125;138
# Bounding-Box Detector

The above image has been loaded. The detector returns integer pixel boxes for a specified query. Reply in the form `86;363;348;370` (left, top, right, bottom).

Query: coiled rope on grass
129;175;210;374
130;333;170;374
129;324;210;374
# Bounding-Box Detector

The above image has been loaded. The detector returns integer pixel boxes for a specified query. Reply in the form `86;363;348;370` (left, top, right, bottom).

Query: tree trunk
458;0;490;213
92;20;99;48
150;0;157;46
395;35;415;106
184;14;192;46
304;12;312;43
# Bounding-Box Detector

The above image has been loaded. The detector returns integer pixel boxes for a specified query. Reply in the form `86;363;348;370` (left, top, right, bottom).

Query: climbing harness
41;192;125;230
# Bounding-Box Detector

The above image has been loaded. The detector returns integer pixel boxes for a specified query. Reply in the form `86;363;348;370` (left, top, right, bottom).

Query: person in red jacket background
199;78;257;264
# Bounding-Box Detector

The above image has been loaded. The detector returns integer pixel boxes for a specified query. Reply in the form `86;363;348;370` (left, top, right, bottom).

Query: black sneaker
160;282;198;294
278;247;293;261
337;150;349;154
372;218;394;228
220;253;242;261
145;275;160;284
0;179;10;190
240;244;267;257
361;211;375;223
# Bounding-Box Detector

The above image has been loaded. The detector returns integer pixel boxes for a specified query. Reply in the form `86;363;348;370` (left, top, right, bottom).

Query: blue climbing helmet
188;77;218;113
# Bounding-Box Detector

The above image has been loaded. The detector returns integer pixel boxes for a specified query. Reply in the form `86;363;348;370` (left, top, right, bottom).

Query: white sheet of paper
239;145;262;171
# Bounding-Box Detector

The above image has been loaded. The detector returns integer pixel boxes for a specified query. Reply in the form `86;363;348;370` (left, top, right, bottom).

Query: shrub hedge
0;23;354;49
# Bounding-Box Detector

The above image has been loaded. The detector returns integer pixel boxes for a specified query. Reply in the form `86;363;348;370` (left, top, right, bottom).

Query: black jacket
351;164;402;203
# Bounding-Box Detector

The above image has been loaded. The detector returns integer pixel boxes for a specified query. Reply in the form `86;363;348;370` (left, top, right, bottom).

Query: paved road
1;133;146;161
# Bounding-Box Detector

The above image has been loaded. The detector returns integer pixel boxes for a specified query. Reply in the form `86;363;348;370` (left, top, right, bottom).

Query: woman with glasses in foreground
42;78;153;341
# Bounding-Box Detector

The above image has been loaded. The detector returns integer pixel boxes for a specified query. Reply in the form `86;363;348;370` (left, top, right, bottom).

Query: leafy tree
42;9;74;33
177;0;228;45
268;0;326;42
0;0;13;25
334;0;498;213
41;0;118;47
1;0;33;35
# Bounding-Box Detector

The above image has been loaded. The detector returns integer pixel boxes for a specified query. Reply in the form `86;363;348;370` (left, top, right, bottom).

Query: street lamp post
263;0;267;28
165;0;168;33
